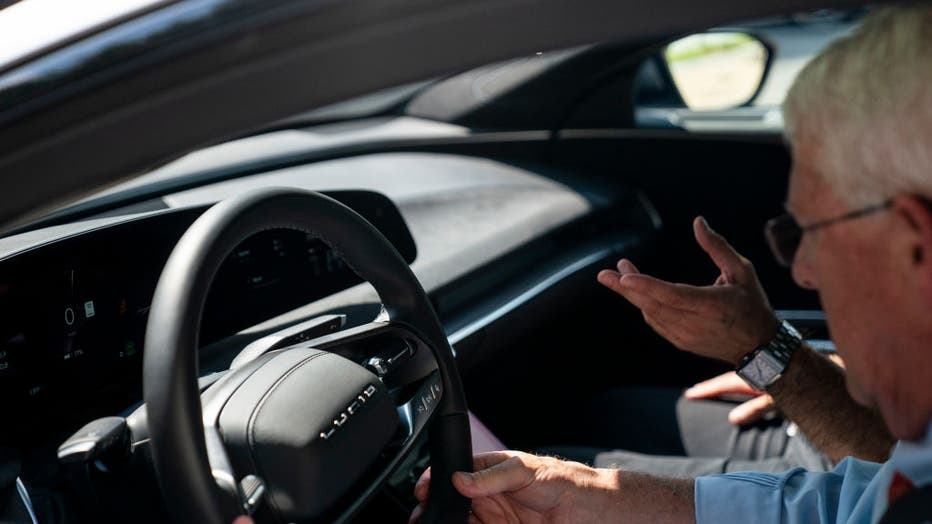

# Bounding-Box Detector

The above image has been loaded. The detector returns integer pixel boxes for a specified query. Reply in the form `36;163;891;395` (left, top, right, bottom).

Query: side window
633;10;865;132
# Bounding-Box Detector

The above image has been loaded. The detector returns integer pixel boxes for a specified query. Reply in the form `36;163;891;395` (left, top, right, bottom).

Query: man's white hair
783;5;932;206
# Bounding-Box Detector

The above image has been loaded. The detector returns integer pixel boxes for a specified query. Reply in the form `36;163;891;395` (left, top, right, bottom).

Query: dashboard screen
202;230;354;345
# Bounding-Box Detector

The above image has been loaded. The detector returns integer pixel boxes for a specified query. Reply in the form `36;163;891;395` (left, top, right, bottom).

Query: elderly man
411;5;932;523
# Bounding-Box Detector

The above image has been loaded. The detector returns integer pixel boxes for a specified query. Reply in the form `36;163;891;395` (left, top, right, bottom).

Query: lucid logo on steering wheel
319;384;377;441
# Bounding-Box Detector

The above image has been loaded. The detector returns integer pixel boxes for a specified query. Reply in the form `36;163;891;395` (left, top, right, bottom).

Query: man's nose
791;256;817;290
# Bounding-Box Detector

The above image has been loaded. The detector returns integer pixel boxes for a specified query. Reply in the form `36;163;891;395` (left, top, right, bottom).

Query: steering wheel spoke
199;317;448;521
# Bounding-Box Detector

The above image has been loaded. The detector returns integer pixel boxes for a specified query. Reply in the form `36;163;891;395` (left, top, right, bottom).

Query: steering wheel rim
143;188;472;523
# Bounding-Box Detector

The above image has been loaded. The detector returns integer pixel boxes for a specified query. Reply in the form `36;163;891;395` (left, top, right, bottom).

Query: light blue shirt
695;423;932;524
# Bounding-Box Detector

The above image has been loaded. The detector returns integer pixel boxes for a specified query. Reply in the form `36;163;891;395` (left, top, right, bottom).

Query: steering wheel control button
238;475;266;515
365;341;414;376
415;380;442;415
365;356;389;375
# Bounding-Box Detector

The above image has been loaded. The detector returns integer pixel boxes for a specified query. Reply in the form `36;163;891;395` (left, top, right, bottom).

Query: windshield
0;3;865;236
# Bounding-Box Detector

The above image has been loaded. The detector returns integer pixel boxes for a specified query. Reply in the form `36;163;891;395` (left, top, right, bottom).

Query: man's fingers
617;258;640;275
408;503;425;524
597;269;624;294
728;394;776;425
615;273;708;313
471;498;511;523
452;455;534;498
414;467;431;501
685;372;760;400
617;283;686;320
693;216;747;282
415;452;515;503
600;273;703;348
600;262;709;316
597;259;644;295
598;270;658;310
471;451;518;470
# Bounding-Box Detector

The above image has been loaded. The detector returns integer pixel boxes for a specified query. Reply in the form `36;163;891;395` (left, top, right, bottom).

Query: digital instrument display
202;230;353;345
0;191;416;442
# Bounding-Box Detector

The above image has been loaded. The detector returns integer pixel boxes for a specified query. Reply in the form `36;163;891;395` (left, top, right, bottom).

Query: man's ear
891;195;932;290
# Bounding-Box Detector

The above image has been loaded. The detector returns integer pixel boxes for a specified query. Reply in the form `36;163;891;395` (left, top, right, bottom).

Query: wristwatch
735;320;803;391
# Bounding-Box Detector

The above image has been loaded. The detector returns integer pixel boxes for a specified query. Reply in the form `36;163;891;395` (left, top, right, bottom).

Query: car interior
0;0;866;522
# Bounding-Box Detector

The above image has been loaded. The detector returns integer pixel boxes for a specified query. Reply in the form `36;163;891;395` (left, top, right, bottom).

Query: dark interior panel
550;133;820;310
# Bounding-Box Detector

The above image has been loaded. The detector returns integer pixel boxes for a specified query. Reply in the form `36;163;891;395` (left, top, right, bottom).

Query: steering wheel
142;188;472;523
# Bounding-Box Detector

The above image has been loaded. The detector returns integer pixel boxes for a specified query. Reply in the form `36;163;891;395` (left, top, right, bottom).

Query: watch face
739;351;785;390
737;320;801;390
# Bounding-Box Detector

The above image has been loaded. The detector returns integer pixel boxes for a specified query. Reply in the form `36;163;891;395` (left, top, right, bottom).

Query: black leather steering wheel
143;188;472;523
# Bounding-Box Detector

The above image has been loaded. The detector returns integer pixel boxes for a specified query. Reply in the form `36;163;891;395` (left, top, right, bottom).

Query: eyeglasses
764;200;892;267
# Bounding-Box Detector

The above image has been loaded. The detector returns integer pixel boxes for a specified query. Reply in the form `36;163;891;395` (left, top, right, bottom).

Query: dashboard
0;149;631;455
0;190;416;444
0;140;663;524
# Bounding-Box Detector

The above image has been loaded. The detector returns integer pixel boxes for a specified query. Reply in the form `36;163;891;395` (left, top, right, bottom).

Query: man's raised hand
597;216;778;365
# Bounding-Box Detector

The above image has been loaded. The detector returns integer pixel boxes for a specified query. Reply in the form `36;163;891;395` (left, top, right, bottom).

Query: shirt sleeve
694;458;883;524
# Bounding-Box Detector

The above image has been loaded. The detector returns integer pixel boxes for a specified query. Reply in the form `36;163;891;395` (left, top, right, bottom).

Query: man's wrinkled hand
597;216;778;365
409;451;618;524
685;371;777;425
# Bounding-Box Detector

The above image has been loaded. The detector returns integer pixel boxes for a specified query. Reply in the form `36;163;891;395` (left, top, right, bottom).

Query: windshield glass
0;4;866;235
